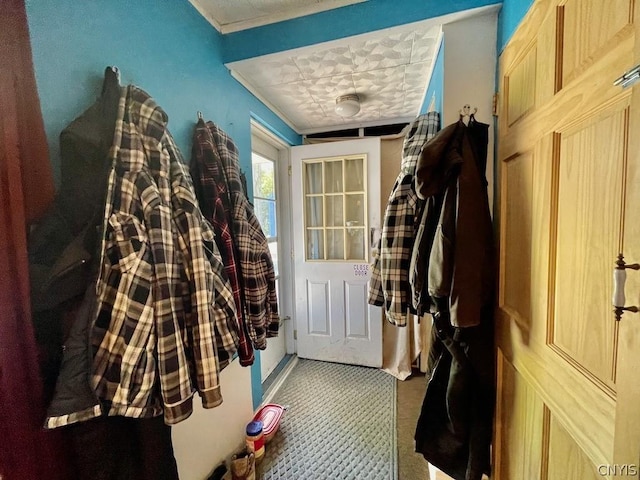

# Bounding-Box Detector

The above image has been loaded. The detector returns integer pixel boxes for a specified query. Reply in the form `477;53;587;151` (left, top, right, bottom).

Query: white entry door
291;138;382;367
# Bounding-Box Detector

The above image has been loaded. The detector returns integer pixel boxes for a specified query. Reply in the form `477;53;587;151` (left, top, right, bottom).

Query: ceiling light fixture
335;94;360;117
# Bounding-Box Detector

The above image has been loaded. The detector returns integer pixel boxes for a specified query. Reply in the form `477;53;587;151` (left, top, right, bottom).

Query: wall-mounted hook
459;105;478;125
197;111;203;120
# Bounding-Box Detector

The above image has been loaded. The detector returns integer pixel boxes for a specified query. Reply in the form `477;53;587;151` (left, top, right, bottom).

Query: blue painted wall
24;0;533;420
24;0;301;413
25;0;300;190
498;0;535;52
223;0;501;62
420;39;444;114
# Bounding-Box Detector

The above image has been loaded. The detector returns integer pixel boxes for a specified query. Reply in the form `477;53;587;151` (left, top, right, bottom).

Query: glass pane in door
326;229;345;260
344;157;364;192
305;162;323;194
325;195;343;227
305;197;323;228
302;155;368;261
306;229;324;260
345;193;365;226
346;227;365;260
325;160;343;193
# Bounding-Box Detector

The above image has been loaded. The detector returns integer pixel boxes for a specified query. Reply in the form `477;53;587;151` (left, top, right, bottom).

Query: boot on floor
230;451;255;480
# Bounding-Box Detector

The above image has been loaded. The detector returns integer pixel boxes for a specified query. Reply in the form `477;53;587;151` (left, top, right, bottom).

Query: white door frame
250;120;295;361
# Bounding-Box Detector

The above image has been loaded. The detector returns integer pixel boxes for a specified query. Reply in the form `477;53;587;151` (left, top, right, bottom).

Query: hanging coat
91;85;239;425
412;117;493;328
31;73;179;479
191;118;254;366
206;122;280;349
412;116;495;480
368;112;440;326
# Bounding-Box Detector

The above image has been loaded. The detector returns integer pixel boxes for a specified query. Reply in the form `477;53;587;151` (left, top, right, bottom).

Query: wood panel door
495;0;640;478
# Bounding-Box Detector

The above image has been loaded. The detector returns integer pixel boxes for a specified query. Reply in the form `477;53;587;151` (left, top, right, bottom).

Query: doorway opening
250;120;295;404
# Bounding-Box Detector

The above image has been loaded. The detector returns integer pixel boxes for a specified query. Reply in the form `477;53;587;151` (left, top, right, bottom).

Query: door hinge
492;93;499;116
293;329;297;340
291;249;295;259
288;165;292;176
614;64;640;89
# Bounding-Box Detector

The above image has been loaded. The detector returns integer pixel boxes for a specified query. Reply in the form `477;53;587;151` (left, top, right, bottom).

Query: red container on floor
252;404;285;443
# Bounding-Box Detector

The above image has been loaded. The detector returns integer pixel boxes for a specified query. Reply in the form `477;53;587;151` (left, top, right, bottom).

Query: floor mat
258;358;397;480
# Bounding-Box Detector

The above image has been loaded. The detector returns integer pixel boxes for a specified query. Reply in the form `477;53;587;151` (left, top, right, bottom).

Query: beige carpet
397;370;455;480
396;370;429;480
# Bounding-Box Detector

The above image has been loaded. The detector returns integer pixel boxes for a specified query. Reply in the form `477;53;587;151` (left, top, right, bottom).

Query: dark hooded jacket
28;70;178;479
411;117;495;480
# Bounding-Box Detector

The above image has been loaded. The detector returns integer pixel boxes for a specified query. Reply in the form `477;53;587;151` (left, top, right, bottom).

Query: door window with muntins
303;154;367;261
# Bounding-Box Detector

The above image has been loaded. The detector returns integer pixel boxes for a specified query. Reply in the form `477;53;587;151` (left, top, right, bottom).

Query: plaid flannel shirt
191;119;254;366
207;122;279;349
92;86;238;425
368;112;440;326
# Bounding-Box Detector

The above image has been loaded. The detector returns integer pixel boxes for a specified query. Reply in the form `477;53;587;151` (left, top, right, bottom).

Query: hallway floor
257;358;453;480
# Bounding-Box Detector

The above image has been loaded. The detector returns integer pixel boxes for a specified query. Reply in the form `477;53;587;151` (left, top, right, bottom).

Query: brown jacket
413;118;493;328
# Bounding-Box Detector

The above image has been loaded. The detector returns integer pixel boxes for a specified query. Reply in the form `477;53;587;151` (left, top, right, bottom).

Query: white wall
172;359;253;480
442;9;499;213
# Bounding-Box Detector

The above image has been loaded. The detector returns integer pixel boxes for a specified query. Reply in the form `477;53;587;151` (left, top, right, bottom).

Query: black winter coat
28;70;178;480
415;305;495;480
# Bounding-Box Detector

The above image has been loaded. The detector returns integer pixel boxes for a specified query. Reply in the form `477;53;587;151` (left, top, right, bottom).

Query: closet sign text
353;264;369;277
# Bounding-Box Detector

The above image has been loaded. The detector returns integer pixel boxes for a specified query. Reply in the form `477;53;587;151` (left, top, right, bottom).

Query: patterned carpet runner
258;359;397;480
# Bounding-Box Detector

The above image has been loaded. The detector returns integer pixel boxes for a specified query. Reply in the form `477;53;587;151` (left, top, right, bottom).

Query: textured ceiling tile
260;81;312;101
357;103;381;119
352;66;406;96
404;87;426;104
350;31;414;72
288;103;326;126
293;46;355;80
305;75;356;102
201;0;257;24
236;57;303;86
313;115;352;127
224;14;440;132
404;62;431;91
375;90;406;110
192;0;365;30
382;103;410;119
404;91;426;114
411;27;440;63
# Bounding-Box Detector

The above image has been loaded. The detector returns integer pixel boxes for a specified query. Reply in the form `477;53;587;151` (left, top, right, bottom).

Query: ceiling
189;0;367;34
191;0;443;135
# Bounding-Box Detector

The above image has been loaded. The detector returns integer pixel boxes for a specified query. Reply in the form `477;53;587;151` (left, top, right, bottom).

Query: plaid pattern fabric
368;112;440;326
191;119;254;366
92;86;238;425
207;122;279;349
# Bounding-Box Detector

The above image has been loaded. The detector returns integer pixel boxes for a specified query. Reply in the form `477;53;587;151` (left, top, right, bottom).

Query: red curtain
0;1;70;478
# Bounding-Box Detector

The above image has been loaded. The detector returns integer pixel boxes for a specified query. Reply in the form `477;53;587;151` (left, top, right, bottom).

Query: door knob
613;253;640;320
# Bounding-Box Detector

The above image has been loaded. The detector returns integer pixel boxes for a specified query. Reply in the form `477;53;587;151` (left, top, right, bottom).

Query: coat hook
459;105;478;117
197;111;203;120
459;105;478;125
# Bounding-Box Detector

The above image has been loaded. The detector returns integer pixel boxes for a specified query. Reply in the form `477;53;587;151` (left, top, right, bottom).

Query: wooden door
291;138;383;367
496;0;640;478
